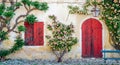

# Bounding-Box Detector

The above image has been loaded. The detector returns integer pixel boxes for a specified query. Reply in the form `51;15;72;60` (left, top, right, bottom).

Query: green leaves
47;25;53;30
21;0;49;11
11;37;24;52
46;15;78;51
68;5;87;15
21;0;31;6
0;31;8;40
99;1;120;50
0;4;5;15
0;37;24;56
18;25;26;32
68;6;80;14
25;14;37;24
32;2;49;11
3;11;14;18
14;2;22;7
39;2;49;11
32;1;40;9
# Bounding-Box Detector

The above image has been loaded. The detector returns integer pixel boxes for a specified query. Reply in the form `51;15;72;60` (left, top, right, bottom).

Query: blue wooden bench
102;50;120;62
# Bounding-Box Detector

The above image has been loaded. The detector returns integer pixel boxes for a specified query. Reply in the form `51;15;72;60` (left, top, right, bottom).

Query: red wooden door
24;22;44;46
82;18;102;58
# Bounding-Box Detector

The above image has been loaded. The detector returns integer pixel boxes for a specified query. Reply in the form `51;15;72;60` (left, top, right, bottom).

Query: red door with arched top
82;18;102;58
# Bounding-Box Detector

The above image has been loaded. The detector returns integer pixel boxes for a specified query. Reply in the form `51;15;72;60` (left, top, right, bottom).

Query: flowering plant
46;15;78;62
99;0;120;50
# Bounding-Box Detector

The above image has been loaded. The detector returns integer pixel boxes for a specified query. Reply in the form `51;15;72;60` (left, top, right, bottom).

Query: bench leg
116;60;119;63
104;59;106;63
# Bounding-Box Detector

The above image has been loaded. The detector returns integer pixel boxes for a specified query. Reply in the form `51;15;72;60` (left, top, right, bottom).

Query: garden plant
46;15;78;62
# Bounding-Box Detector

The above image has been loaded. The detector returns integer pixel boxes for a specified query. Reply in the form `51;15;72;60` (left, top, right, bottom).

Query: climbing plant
0;0;48;61
68;0;98;15
99;0;120;50
68;0;120;50
46;15;78;62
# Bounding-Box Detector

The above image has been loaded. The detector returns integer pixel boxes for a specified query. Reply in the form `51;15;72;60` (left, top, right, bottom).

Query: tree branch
52;49;59;59
8;15;26;33
27;8;38;15
8;8;39;33
14;7;20;12
2;0;6;4
0;40;3;44
9;0;14;6
23;4;29;11
0;16;6;21
13;30;19;33
15;0;17;4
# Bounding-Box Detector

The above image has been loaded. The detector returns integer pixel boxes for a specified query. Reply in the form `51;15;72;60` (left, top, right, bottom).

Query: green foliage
21;0;31;6
3;11;14;18
32;1;40;9
32;2;49;11
18;26;26;32
99;1;120;49
0;50;10;57
0;37;24;56
11;37;24;52
0;4;5;15
39;2;49;11
25;14;37;24
68;0;99;15
6;6;14;11
46;15;78;62
46;15;78;51
0;31;8;40
68;6;87;15
14;2;22;7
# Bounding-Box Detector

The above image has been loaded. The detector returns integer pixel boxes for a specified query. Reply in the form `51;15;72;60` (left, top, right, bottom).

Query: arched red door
82;18;102;58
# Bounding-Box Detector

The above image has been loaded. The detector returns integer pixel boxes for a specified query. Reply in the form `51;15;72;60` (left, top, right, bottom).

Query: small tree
46;15;78;62
0;0;48;61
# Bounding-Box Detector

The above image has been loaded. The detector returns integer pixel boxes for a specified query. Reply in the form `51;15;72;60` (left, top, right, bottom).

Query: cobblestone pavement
0;59;120;65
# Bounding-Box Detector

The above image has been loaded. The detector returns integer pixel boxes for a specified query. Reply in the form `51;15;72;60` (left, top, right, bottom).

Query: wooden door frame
80;17;104;58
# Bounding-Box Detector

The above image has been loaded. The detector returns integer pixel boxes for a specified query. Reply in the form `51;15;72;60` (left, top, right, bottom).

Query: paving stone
0;59;120;65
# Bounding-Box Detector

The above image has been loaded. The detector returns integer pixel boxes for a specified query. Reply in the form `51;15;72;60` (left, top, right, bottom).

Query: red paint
34;22;44;46
82;18;102;58
24;22;34;45
24;22;44;46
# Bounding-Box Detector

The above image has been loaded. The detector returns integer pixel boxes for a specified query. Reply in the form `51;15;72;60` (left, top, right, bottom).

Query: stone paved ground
0;59;120;65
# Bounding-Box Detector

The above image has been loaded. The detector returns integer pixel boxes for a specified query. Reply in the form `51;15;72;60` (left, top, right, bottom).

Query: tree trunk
57;50;66;62
0;56;5;62
57;57;62;62
0;41;6;61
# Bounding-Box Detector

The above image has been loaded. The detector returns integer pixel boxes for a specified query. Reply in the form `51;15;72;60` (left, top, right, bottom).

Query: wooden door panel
82;19;92;57
34;22;44;46
24;22;34;45
92;19;102;58
93;29;102;58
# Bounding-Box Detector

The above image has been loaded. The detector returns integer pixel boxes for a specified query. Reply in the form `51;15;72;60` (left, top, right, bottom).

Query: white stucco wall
0;0;115;60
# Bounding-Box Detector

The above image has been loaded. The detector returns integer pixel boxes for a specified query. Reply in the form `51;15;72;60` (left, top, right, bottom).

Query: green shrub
25;14;37;24
46;15;78;62
18;25;26;32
